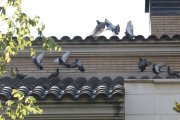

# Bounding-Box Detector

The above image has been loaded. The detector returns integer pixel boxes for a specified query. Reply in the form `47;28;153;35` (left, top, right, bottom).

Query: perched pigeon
48;68;59;79
152;64;167;76
15;67;26;80
91;20;106;37
54;51;71;68
70;58;85;72
138;57;152;72
125;20;135;39
105;18;120;35
167;66;180;77
32;51;45;70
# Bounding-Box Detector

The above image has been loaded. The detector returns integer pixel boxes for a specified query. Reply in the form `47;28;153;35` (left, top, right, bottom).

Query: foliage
0;89;43;120
0;0;61;76
173;101;180;113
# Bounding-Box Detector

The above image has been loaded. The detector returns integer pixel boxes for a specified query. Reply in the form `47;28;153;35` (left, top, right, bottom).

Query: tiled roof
32;34;180;43
0;76;124;101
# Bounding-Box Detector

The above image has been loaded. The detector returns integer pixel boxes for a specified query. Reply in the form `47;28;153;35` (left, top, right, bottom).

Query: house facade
0;0;180;120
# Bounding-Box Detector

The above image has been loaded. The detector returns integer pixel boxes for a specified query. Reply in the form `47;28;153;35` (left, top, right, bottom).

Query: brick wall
150;16;180;37
7;55;180;79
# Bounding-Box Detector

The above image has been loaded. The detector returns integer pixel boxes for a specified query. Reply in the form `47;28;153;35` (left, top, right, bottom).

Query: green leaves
43;37;61;51
29;47;36;57
0;0;62;75
0;103;3;110
0;89;43;120
174;101;180;113
12;89;24;101
0;115;5;120
6;100;14;107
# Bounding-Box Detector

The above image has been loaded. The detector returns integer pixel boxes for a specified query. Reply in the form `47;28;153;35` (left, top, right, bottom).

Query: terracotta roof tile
0;76;125;101
30;34;180;44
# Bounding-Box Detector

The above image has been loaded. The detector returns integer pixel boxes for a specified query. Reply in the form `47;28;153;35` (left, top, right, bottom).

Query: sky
21;0;150;39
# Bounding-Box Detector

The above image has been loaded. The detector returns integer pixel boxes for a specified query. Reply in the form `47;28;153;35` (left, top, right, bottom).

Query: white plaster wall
125;79;180;120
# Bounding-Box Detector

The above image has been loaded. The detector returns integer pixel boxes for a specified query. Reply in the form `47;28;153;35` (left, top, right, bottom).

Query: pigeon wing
155;64;160;73
54;58;59;64
91;21;105;37
37;52;45;63
126;21;134;37
62;51;71;63
113;25;120;35
105;19;115;30
69;62;77;68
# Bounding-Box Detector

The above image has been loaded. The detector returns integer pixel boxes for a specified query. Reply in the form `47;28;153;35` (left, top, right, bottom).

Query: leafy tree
0;0;61;76
0;89;43;120
0;0;61;119
173;101;180;113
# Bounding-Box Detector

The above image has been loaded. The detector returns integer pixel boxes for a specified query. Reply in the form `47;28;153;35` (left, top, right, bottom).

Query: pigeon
138;57;152;72
69;58;85;72
125;20;135;39
152;63;167;76
91;20;106;37
54;51;71;68
32;51;45;70
105;18;120;35
167;66;180;77
48;68;59;79
15;67;26;80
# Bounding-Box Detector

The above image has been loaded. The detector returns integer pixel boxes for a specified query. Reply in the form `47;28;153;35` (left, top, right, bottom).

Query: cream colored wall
125;79;180;120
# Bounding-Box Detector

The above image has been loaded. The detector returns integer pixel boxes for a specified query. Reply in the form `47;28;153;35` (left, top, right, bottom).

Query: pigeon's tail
16;74;26;80
69;62;77;68
39;65;43;70
65;63;71;68
79;66;85;72
140;67;145;72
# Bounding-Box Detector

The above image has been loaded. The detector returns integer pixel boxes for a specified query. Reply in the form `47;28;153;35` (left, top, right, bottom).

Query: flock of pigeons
10;51;85;80
8;19;179;80
10;55;180;80
91;18;135;39
138;57;180;78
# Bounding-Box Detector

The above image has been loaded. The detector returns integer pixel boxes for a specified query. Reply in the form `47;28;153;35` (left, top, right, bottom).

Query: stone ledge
125;79;180;84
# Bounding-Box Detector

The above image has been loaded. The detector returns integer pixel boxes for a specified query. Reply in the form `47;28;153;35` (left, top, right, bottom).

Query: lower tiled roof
0;76;124;101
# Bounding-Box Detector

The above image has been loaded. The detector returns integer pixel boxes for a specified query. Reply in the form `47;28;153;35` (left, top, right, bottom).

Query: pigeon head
128;20;132;25
96;20;100;25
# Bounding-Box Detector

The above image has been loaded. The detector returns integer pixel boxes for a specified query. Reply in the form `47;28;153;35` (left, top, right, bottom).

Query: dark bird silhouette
91;20;106;37
32;51;45;70
54;51;71;68
152;64;167;76
138;57;152;72
69;58;85;72
48;68;59;79
125;20;135;39
15;67;26;80
105;18;120;35
167;66;180;78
